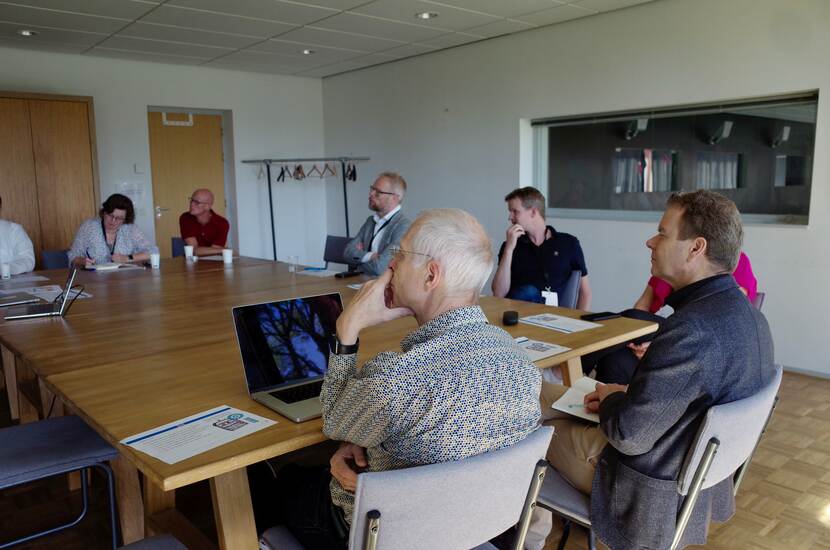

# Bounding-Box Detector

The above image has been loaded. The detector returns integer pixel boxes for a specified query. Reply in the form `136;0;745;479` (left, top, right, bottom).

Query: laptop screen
58;267;79;314
233;293;343;393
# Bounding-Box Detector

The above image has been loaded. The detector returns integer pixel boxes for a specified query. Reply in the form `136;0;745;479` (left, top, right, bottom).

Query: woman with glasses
68;193;152;267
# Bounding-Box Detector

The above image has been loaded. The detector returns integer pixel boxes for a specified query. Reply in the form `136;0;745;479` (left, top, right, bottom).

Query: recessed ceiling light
301;49;315;55
18;29;38;37
414;11;438;20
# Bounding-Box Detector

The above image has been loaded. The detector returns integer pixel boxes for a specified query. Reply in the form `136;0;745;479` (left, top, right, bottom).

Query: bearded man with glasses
342;172;411;276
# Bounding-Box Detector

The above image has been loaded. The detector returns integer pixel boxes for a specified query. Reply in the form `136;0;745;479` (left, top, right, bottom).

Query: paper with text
514;336;570;362
552;376;600;423
519;313;600;334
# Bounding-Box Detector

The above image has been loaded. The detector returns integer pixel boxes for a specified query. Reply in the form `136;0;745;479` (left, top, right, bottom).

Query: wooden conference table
0;258;657;549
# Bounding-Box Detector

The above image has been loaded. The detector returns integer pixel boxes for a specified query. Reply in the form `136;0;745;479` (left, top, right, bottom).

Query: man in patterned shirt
268;208;542;549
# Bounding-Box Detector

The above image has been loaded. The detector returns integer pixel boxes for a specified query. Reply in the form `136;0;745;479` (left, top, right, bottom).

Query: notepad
519;313;601;334
86;262;122;271
514;336;570;362
552;376;600;423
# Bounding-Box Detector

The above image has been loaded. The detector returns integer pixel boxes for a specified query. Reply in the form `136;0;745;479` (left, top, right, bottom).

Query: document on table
297;269;338;278
3;274;49;284
347;283;363;290
514;336;570;362
552;376;600;423
121;405;277;464
519;313;600;334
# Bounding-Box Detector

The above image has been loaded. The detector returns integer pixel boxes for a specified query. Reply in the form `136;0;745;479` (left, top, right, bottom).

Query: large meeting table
0;258;657;549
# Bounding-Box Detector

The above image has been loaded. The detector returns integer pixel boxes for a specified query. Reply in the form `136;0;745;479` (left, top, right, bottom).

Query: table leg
562;357;582;387
210;468;258;550
1;346;19;421
144;481;176;516
112;455;145;544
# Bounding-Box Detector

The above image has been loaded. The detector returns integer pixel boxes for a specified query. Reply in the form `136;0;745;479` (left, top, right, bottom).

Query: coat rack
242;156;370;261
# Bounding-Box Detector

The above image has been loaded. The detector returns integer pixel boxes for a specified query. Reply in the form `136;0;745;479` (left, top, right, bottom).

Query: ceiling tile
295;51;399;76
352;0;498;32
313;12;446;42
0;20;107;45
140;5;297;38
422;0;564;19
91;46;207;65
209;48;318;69
0;3;128;33
118;22;262;49
0;34;91;53
414;30;481;48
513;4;594;25
301;0;371;8
376;41;435;58
96;35;232;58
165;0;337;26
1;0;158;19
250;38;365;63
461;18;535;38
276;25;403;52
569;0;652;12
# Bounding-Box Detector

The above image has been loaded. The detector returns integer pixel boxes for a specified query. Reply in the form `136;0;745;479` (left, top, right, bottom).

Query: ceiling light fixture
414;11;438;20
301;49;315;55
18;29;38;37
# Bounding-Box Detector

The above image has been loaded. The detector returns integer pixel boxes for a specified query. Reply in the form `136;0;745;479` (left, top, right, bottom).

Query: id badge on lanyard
541;287;558;307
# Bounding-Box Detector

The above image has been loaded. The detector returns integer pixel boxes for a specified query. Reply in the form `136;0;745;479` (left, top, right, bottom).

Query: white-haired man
264;209;542;549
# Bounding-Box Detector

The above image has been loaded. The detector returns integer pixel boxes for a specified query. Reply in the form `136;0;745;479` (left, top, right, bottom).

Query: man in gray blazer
343;172;411;276
529;190;775;550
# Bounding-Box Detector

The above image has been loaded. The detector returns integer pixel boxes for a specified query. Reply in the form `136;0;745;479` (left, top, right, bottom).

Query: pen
303;267;326;271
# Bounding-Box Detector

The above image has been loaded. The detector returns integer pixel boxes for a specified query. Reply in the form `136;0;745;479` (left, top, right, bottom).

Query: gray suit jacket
592;274;775;550
343;212;411;276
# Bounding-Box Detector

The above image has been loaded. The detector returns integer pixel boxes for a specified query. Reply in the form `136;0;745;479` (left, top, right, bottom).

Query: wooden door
29;99;97;251
0;98;42;256
148;112;225;258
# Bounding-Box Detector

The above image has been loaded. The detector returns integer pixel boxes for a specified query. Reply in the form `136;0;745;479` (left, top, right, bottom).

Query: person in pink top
635;252;758;313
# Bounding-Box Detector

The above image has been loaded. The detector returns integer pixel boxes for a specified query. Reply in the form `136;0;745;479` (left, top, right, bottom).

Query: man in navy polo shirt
492;187;592;309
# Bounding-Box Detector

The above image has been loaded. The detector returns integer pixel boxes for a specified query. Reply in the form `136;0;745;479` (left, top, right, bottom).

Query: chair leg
556;519;571;550
587;528;597;550
95;462;120;549
0;468;90;549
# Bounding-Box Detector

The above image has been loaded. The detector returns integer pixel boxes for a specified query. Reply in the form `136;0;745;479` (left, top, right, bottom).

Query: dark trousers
507;284;544;304
581;309;665;384
249;462;349;550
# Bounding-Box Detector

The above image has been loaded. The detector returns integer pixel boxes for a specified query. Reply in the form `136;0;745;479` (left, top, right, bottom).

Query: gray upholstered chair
171;237;185;258
260;426;554;550
751;291;766;311
324;235;351;269
120;535;187;549
537;364;783;550
559;270;582;309
42;249;70;269
0;415;119;549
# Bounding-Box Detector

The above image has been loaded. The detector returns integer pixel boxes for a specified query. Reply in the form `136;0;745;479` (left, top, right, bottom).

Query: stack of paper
514;336;570;362
519;313;600;334
552;376;600;423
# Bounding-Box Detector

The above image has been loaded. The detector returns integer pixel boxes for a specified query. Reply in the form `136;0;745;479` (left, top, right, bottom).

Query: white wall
0;47;325;262
322;0;830;376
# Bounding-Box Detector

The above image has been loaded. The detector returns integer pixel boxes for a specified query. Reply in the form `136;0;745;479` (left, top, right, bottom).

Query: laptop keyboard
269;380;324;404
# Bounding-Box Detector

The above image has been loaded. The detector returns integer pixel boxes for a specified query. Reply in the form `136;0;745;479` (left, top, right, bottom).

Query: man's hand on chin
336;269;412;345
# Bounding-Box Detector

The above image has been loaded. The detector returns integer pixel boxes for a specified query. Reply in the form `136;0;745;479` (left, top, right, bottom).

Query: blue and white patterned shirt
68;218;152;264
321;305;542;521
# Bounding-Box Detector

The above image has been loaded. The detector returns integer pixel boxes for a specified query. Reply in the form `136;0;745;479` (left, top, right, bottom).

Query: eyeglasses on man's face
369;186;398;197
389;246;431;263
189;196;209;206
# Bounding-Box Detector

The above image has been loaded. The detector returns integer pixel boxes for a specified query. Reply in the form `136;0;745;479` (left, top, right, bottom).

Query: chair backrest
349;426;554;550
171;237;185;258
751;291;765;311
678;364;783;495
324;235;351;267
41;249;70;269
559;270;581;309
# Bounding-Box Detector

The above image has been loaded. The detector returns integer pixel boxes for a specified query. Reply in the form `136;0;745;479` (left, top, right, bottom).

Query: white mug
150;252;161;269
184;245;194;259
222;249;233;264
0;263;10;280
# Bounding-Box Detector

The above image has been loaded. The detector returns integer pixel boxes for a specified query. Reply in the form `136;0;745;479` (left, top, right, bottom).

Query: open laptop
4;267;79;320
0;292;40;308
233;292;343;422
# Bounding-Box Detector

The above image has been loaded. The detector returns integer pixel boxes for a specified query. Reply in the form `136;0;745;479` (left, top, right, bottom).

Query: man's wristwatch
128;254;134;261
330;334;359;355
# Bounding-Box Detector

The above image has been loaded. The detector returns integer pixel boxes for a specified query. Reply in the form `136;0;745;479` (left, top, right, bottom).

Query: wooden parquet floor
2;372;830;549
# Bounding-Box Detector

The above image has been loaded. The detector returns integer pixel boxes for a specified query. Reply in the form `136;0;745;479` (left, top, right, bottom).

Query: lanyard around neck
101;220;117;255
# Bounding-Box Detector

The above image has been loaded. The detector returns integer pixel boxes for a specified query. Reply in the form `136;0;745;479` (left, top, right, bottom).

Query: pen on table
303;267;326;271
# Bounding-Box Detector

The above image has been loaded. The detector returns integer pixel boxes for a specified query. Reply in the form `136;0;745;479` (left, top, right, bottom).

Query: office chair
559;271;582;309
41;249;70;269
171;237;185;258
323;235;352;269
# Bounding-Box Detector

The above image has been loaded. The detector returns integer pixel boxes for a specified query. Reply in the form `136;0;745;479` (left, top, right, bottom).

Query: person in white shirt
0;196;36;275
342;172;411;276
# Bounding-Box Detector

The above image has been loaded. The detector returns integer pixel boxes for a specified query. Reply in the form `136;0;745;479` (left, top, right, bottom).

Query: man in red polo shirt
179;188;229;256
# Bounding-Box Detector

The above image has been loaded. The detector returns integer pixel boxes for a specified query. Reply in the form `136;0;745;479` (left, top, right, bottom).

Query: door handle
155;206;170;218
